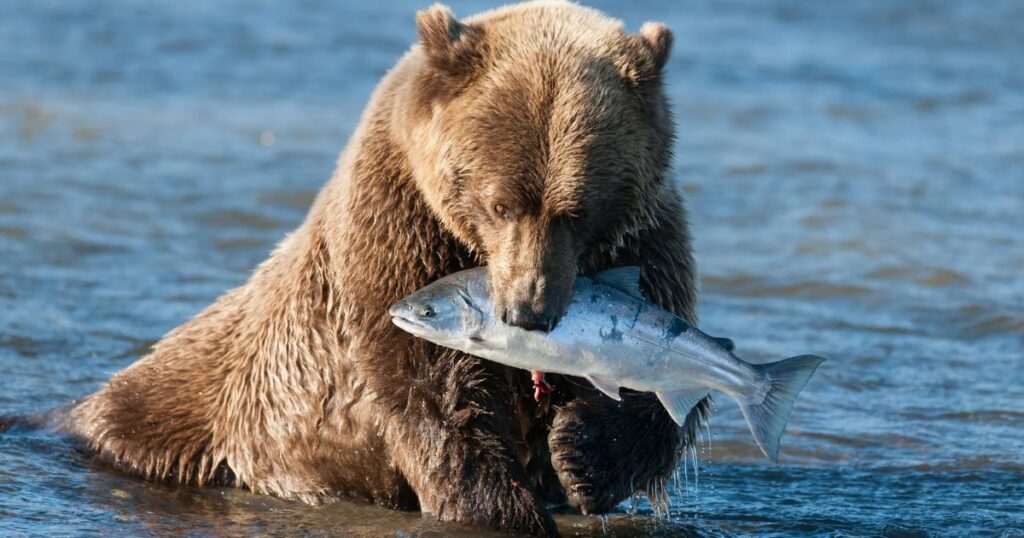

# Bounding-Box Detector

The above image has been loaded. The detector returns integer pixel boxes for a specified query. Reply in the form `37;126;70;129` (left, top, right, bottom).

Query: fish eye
419;305;435;318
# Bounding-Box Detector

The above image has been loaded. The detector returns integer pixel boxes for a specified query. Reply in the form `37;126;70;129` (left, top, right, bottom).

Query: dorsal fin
712;336;735;351
593;266;643;299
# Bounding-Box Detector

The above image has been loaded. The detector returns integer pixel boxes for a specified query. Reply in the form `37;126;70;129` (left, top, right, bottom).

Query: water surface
2;0;1022;535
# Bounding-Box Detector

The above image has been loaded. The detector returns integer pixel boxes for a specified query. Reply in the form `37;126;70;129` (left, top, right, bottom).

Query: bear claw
548;400;623;515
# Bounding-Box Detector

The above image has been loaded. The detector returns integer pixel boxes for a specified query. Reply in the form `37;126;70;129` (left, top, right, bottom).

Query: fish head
389;273;489;347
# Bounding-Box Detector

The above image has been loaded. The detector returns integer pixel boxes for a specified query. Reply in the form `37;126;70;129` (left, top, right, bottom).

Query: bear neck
303;63;479;335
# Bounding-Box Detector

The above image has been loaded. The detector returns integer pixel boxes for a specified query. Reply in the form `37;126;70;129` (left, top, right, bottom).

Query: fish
389;267;824;462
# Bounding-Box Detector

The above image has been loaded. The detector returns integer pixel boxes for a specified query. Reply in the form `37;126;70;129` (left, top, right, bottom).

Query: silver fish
389;267;824;462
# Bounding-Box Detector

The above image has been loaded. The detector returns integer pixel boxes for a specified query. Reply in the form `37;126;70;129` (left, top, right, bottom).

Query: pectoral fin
468;335;507;350
656;388;709;426
586;375;621;401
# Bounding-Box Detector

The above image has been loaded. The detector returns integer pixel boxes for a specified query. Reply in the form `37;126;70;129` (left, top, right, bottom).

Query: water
1;0;1022;535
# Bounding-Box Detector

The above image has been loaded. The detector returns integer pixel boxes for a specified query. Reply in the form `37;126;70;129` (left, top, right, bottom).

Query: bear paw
547;399;631;515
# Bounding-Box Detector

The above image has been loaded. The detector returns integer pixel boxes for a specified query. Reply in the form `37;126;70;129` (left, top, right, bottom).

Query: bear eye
493;203;514;221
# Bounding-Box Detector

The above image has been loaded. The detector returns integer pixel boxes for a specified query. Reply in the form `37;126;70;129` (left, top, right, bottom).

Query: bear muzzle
495;273;573;332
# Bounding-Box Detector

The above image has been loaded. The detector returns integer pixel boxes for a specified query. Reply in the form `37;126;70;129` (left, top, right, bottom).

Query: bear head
400;1;675;331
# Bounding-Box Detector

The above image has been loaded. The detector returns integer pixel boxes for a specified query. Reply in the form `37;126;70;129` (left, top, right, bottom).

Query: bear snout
496;273;572;332
502;302;558;332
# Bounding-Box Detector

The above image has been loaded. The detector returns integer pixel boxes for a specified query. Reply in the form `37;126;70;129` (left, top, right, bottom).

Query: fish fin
739;354;825;463
712;336;735;351
468;335;507;350
585;375;621;401
656;387;709;426
593;266;644;299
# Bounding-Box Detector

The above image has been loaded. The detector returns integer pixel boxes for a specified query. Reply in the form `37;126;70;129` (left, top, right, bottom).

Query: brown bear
64;2;703;535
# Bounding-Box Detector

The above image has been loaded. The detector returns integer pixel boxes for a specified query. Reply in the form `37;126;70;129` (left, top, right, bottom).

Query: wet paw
547;399;626;515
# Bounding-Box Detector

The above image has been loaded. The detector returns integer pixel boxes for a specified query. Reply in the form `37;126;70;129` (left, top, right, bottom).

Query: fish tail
738;354;825;462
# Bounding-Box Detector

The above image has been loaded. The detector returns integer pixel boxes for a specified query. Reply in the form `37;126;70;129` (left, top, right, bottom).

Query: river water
1;0;1022;536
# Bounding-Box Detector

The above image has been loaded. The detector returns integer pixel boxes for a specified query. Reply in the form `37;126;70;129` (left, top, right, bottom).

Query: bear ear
627;22;674;84
639;22;673;72
416;4;485;76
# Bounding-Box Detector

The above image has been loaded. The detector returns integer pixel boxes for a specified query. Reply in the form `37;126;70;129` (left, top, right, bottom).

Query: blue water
2;0;1023;535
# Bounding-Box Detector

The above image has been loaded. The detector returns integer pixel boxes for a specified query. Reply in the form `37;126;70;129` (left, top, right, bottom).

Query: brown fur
65;2;703;535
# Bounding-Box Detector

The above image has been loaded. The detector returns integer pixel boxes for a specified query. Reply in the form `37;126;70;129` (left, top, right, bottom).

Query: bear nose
503;305;559;332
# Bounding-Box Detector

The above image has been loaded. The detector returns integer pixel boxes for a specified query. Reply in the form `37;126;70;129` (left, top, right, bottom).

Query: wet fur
64;2;702;535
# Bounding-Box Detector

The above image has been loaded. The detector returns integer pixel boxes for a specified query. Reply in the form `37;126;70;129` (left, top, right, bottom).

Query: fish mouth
389;308;432;338
386;302;406;318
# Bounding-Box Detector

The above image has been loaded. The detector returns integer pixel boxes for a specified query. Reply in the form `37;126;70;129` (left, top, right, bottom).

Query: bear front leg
549;187;702;514
382;351;559;536
548;390;704;514
396;423;559;536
